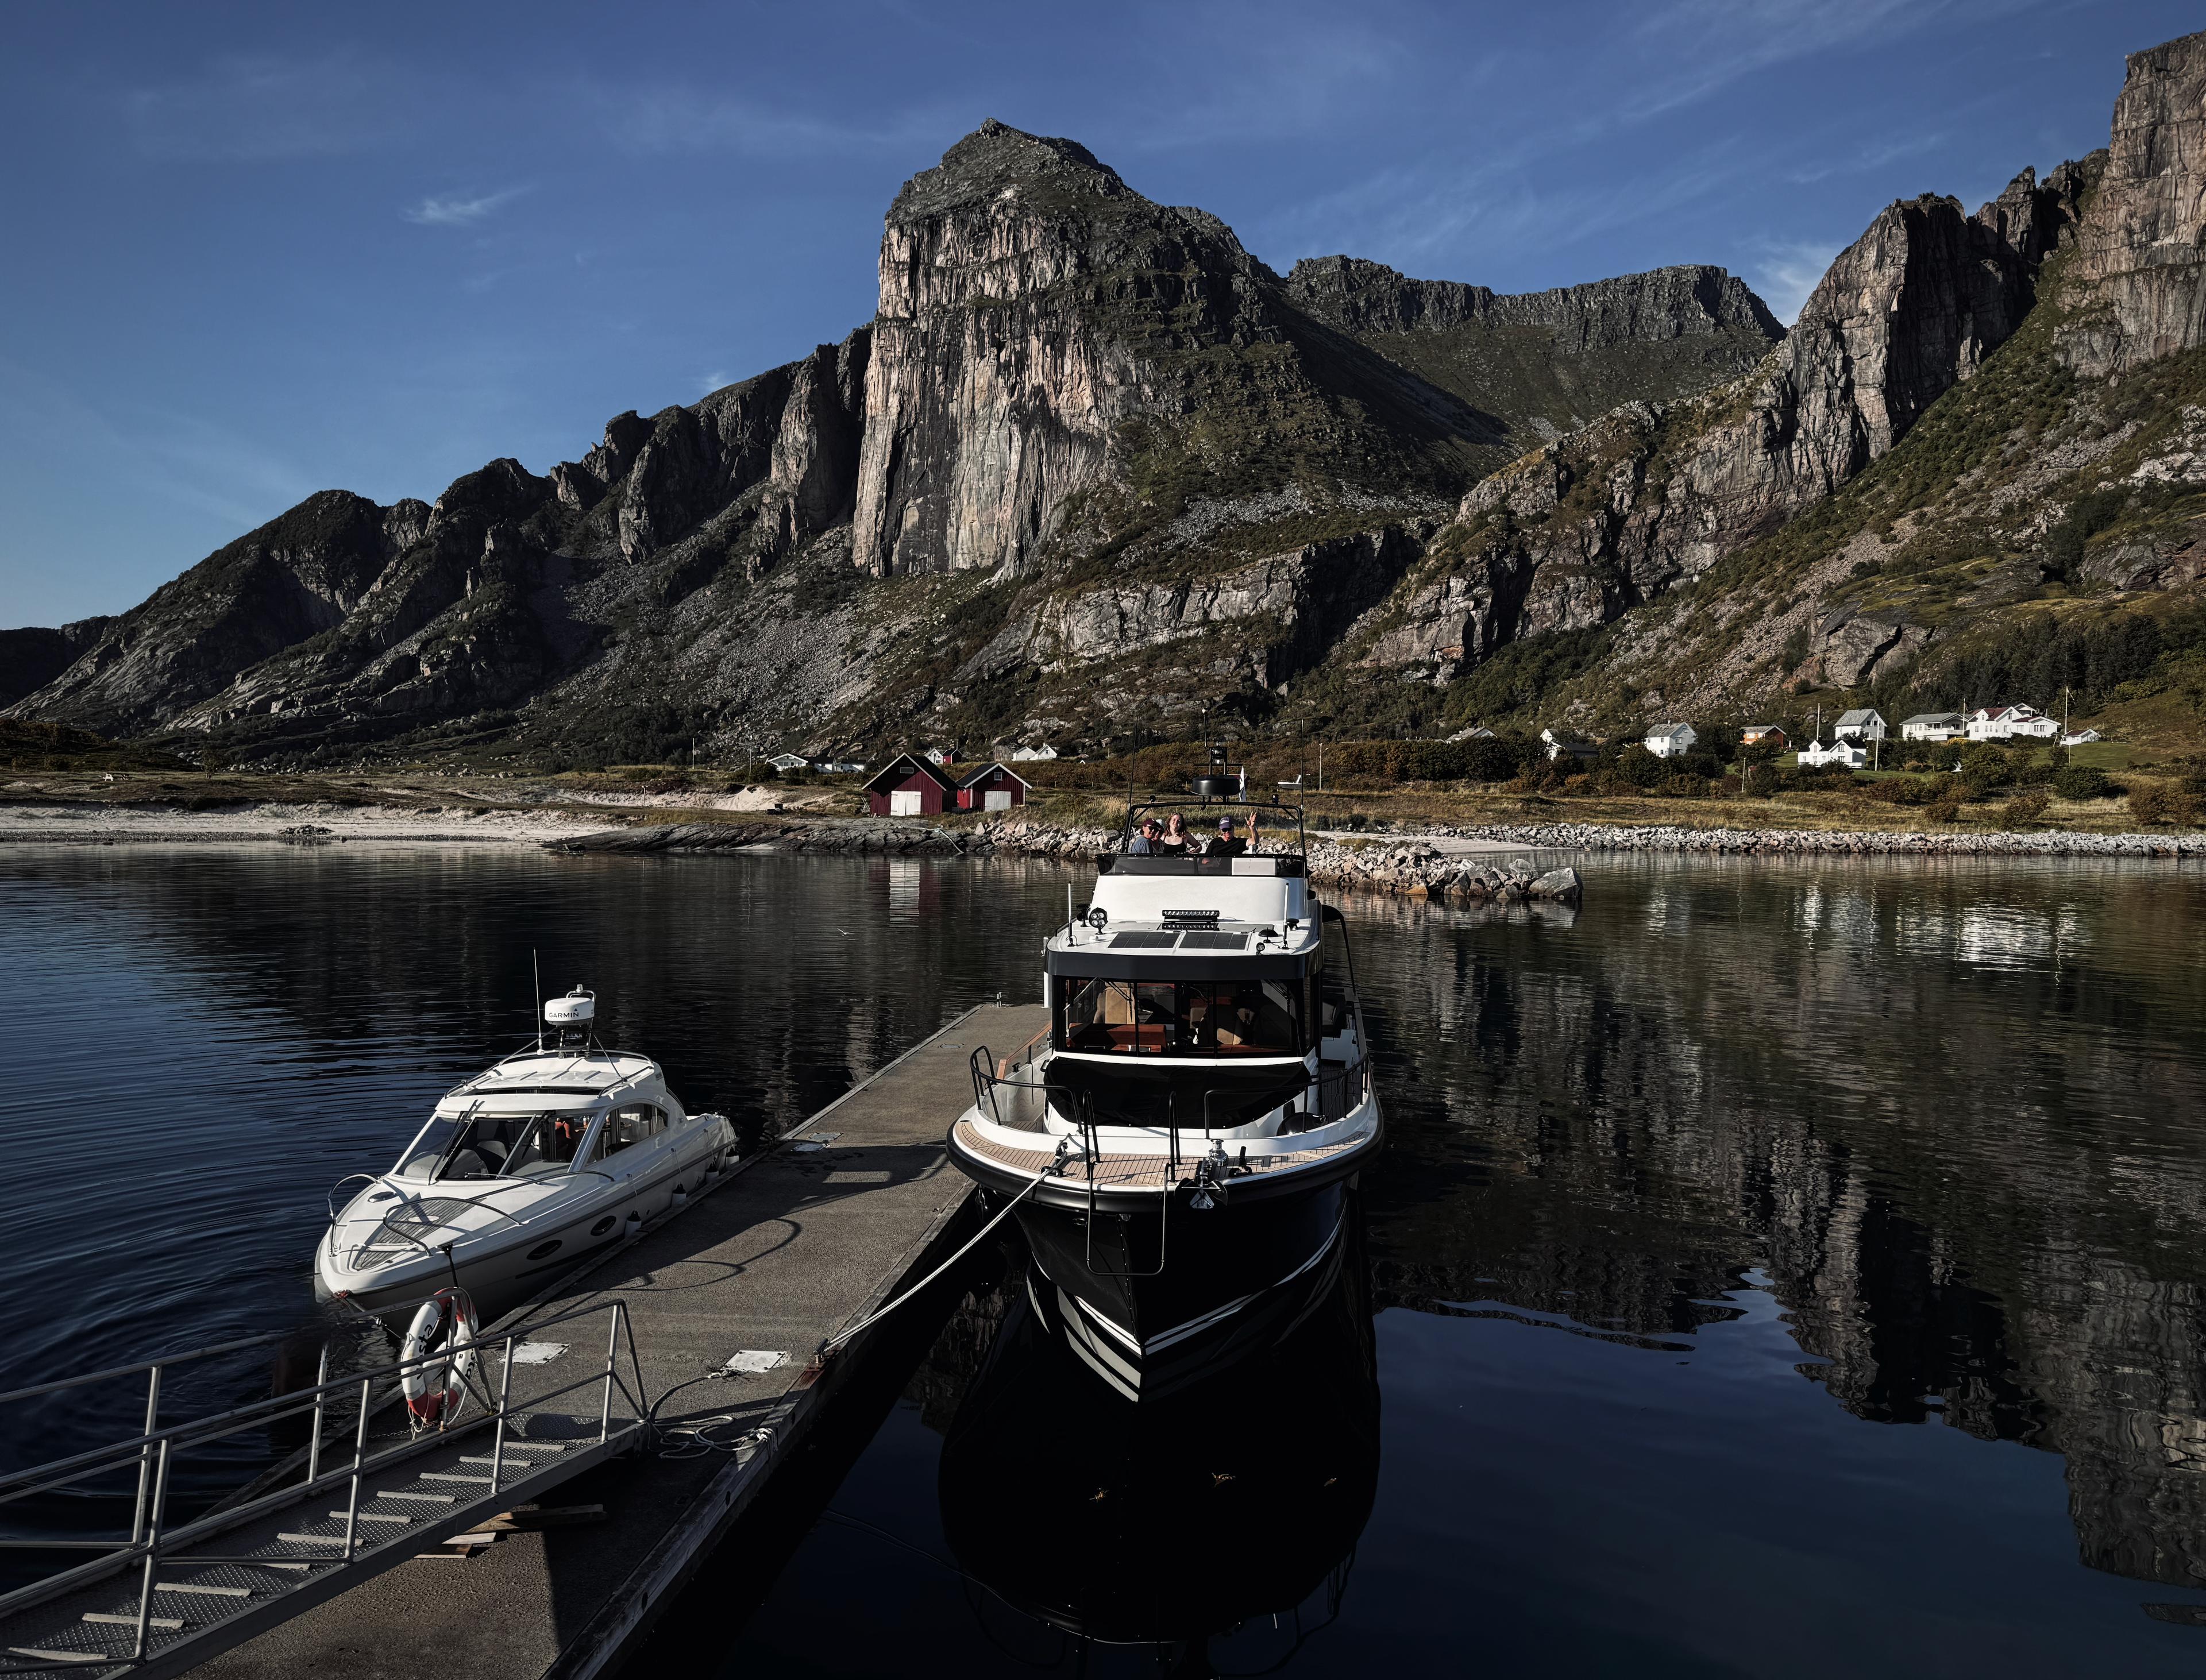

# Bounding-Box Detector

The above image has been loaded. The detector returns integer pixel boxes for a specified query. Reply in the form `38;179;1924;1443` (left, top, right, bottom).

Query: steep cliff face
0;617;112;710
850;121;1490;580
2056;33;2206;376
1359;166;2097;682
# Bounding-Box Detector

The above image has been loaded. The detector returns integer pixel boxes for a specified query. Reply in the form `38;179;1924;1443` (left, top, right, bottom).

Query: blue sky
1;0;2193;627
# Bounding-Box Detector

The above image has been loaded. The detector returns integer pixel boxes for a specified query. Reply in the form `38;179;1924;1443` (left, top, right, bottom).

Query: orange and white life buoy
400;1286;479;1429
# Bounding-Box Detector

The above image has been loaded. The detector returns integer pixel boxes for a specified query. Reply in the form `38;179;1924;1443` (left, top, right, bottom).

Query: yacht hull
1009;1175;1353;1401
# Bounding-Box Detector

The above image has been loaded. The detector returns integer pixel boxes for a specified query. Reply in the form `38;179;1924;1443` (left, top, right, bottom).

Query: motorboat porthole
526;1239;562;1261
590;1216;618;1237
369;1191;398;1202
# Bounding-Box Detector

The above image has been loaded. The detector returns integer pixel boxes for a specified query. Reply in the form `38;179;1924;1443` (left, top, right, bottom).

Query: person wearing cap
1205;813;1256;857
1127;817;1162;854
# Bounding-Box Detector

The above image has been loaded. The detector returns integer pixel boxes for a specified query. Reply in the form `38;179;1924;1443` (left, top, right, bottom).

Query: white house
1834;708;1886;741
1797;737;1867;770
1644;721;1698;759
1540;727;1598;763
2061;729;2102;747
1009;744;1059;762
1968;704;2058;741
766;752;811;772
1900;712;1964;742
922;746;956;766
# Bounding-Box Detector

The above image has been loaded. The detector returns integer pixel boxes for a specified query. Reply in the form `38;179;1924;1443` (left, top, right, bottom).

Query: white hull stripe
1070;1204;1348;1357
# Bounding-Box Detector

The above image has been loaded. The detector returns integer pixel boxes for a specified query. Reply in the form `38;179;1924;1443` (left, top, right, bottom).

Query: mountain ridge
10;31;2206;765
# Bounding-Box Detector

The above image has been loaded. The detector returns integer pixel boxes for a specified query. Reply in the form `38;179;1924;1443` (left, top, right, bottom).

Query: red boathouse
863;753;960;817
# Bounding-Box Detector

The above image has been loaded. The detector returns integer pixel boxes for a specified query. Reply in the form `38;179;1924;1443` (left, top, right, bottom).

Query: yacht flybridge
317;987;734;1324
947;794;1382;1400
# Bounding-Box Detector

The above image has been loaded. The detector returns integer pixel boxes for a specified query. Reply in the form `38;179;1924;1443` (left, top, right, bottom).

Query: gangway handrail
0;1295;649;1646
0;1333;291;1410
0;1295;642;1504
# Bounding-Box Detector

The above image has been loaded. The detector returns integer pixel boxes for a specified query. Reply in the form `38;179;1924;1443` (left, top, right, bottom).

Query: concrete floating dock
198;1000;1047;1680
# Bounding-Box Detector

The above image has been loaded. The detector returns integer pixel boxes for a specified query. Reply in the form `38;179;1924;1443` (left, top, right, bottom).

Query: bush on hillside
2129;785;2199;827
2052;765;2113;802
1864;775;1944;806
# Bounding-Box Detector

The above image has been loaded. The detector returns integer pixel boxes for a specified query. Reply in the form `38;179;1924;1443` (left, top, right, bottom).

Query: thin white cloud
122;50;408;161
585;83;947;159
1783;130;1953;187
0;356;315;540
695;370;733;397
1747;239;1843;325
403;187;530;227
1617;0;2036;123
1271;135;1753;279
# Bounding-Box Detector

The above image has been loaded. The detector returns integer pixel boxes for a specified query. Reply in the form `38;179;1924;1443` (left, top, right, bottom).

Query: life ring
400;1286;479;1429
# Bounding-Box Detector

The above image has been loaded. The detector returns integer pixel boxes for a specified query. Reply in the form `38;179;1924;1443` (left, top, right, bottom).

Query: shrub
1928;794;1964;824
2130;786;2200;827
2004;790;2051;826
1960;748;2013;794
2052;766;2112;802
1612;744;1668;790
1866;775;1942;806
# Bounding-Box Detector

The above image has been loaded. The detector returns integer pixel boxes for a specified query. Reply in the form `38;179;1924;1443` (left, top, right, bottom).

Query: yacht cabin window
593;1104;668;1160
1054;975;1303;1056
398;1110;591;1183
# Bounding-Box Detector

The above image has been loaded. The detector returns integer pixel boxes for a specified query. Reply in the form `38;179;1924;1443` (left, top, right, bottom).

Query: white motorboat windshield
395;1108;596;1183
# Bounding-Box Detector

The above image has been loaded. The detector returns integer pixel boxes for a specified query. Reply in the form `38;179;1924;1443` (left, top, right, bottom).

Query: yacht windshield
396;1110;593;1182
1044;1058;1309;1130
1054;975;1303;1056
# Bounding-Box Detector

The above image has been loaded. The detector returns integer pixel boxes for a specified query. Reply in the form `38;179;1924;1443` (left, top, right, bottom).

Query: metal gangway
0;1300;647;1677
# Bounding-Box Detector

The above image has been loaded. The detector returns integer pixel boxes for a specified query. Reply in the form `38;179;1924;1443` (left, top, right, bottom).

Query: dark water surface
5;847;2206;1674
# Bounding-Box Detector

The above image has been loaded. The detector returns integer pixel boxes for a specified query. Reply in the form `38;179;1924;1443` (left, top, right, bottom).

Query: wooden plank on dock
193;1002;1045;1680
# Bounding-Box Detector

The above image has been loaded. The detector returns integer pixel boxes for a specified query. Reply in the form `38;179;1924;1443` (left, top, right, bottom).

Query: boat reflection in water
938;1212;1379;1673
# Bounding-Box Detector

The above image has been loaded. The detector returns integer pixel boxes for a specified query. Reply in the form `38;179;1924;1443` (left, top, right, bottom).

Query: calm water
4;845;2205;1674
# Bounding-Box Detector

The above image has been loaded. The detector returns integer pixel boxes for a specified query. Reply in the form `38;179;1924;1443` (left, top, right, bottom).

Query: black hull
1011;1175;1350;1400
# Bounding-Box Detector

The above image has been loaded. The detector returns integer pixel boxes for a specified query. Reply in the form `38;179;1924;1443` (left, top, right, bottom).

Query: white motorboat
315;986;735;1323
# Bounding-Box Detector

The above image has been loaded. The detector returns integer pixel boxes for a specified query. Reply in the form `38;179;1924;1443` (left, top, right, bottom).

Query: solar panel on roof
1176;932;1249;950
1109;931;1181;949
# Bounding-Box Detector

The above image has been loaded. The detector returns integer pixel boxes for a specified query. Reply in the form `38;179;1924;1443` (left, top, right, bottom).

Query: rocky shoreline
1422;821;2206;858
549;810;2201;898
549;817;1584;905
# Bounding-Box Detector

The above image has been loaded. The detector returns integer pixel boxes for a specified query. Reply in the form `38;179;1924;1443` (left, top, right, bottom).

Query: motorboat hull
317;1144;723;1328
1008;1169;1356;1402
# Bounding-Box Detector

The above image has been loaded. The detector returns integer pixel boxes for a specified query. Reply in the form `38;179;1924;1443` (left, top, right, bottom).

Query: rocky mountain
1283;257;1783;450
9;31;2205;763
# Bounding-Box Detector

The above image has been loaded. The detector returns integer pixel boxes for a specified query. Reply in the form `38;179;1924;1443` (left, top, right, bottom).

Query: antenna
533;949;543;1052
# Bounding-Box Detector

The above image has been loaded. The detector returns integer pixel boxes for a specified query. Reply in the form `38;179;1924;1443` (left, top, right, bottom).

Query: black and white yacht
946;794;1382;1399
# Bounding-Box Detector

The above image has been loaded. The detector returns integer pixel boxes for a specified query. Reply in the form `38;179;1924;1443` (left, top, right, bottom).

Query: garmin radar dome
545;985;596;1046
315;979;735;1326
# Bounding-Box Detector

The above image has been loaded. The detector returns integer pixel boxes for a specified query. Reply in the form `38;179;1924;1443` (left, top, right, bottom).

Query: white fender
400;1286;479;1429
